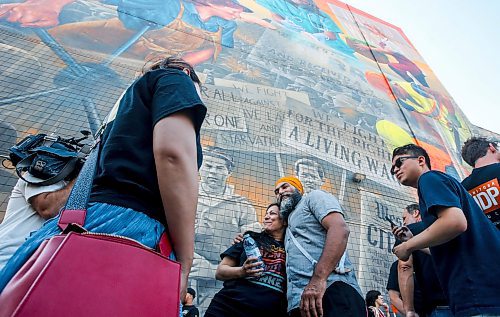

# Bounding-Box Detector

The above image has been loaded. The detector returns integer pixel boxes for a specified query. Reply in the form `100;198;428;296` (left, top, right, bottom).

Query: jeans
429;307;453;317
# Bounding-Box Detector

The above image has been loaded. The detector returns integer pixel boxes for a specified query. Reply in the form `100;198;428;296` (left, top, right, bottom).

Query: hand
392;226;413;242
233;233;244;245
0;0;72;28
393;242;412;261
241;256;264;278
300;277;327;317
406;311;419;317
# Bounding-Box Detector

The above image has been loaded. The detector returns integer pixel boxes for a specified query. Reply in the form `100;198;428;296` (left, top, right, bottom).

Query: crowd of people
0;57;499;317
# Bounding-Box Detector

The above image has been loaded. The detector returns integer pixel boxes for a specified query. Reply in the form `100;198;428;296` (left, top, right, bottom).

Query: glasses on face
390;156;419;175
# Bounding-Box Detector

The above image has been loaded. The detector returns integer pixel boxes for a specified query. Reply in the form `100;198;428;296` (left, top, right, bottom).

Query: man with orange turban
274;176;365;317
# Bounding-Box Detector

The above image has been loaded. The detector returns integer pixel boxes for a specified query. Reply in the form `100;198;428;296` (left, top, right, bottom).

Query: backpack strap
58;141;100;231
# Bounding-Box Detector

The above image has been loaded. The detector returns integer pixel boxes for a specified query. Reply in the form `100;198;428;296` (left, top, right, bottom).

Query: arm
28;179;75;219
301;212;349;317
153;109;199;301
388;290;405;315
393;207;467;261
398;257;414;315
215;256;263;281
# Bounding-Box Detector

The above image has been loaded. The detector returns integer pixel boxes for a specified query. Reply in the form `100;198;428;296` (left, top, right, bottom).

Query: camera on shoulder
8;130;92;186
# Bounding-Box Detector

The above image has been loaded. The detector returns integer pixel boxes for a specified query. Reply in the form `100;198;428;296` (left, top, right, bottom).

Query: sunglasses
390;156;419;175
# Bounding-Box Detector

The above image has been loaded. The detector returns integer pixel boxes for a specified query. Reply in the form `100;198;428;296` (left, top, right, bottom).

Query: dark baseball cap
187;287;196;298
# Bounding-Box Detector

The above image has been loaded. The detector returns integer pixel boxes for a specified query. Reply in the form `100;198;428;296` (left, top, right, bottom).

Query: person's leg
322;281;367;317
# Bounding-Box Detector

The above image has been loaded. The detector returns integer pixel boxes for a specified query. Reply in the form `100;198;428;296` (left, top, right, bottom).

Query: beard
279;189;302;221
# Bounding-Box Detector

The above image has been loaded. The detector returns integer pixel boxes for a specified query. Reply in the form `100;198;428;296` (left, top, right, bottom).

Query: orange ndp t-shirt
461;163;500;229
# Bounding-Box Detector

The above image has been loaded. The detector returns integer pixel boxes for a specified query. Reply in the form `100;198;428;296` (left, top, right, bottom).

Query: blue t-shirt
90;68;206;225
417;171;500;316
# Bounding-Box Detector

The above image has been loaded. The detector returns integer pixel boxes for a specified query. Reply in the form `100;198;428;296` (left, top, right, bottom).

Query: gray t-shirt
285;190;362;311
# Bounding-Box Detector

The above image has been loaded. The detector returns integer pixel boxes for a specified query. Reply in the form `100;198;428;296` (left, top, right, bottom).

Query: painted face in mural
263;205;285;233
391;155;424;187
296;163;324;194
200;155;231;194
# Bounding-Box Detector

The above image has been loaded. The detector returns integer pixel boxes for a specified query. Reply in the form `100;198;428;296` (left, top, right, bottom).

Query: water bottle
242;234;265;271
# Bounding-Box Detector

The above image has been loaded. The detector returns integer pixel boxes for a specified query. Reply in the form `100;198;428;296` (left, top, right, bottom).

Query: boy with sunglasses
390;144;500;317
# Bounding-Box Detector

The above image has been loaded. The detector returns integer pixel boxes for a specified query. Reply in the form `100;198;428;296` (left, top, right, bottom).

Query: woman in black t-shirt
205;203;288;317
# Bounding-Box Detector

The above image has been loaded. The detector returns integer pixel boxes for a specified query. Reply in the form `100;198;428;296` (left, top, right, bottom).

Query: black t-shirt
386;260;424;315
89;68;206;224
407;222;448;313
205;233;288;317
461;163;500;229
392;222;448;315
182;305;199;317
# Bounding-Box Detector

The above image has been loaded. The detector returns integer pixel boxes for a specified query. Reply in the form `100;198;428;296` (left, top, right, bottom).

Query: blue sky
343;0;500;134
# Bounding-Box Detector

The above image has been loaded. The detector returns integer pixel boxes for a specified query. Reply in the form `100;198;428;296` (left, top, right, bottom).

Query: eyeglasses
390;156;419;175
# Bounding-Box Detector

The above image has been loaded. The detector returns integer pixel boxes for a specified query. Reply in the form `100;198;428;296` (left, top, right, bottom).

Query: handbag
0;143;181;317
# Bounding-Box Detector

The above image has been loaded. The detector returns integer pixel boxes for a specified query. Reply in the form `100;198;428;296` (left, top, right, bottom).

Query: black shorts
289;281;367;317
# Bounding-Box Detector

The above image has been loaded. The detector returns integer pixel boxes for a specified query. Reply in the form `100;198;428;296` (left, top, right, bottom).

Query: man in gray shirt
274;176;365;317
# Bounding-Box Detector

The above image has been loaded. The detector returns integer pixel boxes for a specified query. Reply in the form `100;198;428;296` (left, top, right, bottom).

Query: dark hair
405;203;419;215
365;290;381;307
244;231;283;253
461;137;497;167
294;158;325;179
392;144;431;170
266;202;280;211
142;56;200;84
244;204;283;252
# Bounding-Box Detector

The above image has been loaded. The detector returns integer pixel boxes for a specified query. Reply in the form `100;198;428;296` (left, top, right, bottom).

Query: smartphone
385;216;398;229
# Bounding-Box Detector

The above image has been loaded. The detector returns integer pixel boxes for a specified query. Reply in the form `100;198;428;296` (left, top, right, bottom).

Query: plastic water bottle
242;234;265;271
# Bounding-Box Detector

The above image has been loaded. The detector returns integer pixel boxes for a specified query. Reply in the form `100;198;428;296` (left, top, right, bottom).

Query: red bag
0;216;180;317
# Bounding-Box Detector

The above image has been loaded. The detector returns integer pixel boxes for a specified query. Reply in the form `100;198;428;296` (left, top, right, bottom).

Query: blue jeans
429;307;453;317
0;202;165;292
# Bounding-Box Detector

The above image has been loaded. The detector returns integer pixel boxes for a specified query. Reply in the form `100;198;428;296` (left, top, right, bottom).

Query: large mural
0;0;493;313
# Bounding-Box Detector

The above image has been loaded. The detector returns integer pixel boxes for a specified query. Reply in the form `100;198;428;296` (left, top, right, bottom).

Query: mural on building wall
0;0;493;313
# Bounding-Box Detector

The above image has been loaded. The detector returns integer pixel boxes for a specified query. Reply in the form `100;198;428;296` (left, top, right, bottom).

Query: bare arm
301;212;349;317
394;207;467;261
28;179;75;219
388;290;405;314
215;256;263;281
398;256;415;314
153;109;199;300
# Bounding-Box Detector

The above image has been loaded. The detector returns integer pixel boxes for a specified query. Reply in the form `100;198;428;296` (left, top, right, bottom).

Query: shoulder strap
286;226;317;266
58;142;100;231
286;226;348;273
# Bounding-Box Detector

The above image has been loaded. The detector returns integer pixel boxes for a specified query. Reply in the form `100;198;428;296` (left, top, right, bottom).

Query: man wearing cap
182;287;199;317
274;176;365;317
